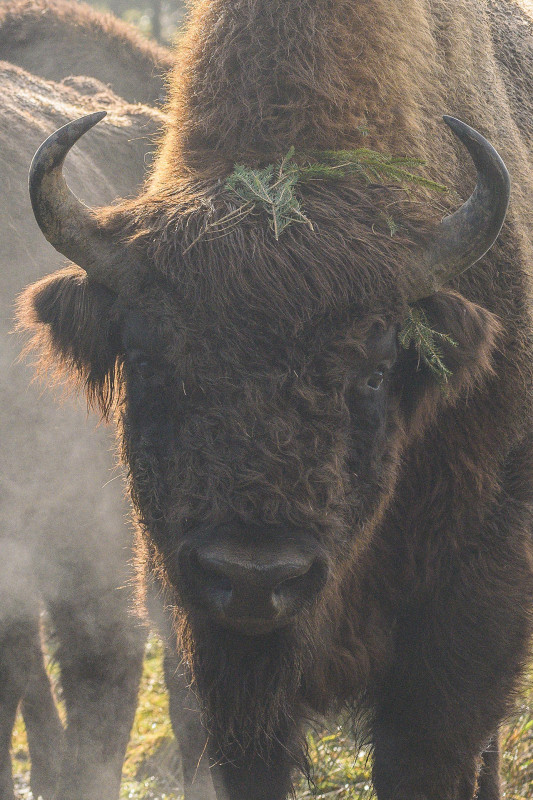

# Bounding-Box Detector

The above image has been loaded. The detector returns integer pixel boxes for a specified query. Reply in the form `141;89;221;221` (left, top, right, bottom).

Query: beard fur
176;609;312;774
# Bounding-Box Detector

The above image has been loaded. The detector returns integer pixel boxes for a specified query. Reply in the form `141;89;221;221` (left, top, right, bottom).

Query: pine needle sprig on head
302;149;449;193
226;147;313;240
399;306;458;386
201;144;449;250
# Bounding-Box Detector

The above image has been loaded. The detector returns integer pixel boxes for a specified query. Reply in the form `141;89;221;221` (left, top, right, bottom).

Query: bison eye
366;363;391;391
366;370;384;390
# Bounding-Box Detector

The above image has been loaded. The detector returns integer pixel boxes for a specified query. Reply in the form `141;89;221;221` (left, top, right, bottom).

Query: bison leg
144;573;217;800
0;539;58;800
206;734;299;800
0;613;61;800
476;735;500;800
20;619;63;800
370;431;532;800
370;583;528;800
48;590;146;800
0;618;35;800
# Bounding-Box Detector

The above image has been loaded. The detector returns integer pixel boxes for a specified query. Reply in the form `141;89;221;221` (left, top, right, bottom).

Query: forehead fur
105;179;437;332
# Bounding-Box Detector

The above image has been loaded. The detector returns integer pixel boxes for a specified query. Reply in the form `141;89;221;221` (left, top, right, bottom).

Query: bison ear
397;290;502;425
16;266;121;418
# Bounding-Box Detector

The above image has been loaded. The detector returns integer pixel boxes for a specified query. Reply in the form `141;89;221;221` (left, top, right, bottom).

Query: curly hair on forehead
103;179;438;329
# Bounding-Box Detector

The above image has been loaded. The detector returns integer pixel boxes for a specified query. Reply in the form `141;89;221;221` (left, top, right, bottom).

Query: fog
0;3;191;796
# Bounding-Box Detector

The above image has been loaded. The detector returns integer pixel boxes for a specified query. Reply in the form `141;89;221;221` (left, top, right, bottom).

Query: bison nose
180;539;328;634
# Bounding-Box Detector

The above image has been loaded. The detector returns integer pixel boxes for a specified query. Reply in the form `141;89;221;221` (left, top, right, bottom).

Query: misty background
85;0;186;43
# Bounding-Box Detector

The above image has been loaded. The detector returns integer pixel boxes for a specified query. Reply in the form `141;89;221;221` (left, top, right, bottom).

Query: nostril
192;551;233;594
273;558;328;605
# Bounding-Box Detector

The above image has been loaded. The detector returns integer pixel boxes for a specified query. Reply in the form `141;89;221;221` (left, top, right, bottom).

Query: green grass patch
10;635;533;799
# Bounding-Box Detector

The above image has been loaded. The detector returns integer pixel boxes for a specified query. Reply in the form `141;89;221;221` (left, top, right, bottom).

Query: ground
11;634;533;800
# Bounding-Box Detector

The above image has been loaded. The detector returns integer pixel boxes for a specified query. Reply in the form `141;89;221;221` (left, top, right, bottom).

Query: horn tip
442;115;470;138
441;114;510;190
90;110;107;124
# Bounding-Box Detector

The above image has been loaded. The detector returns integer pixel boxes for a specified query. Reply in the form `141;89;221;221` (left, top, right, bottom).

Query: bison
0;62;158;800
1;62;215;800
0;0;172;105
18;0;533;799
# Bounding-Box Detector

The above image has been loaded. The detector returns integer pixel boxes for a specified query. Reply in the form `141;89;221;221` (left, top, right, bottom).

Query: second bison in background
0;62;159;800
1;63;215;800
0;0;172;105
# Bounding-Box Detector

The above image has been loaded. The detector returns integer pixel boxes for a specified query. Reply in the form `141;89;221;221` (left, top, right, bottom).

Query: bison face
120;307;401;636
21;119;508;638
19;266;498;639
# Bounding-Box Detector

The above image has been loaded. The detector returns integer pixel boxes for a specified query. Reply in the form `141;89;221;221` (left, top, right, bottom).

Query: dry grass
10;635;533;799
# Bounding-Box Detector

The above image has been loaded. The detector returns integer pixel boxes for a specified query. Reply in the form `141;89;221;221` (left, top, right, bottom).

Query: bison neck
155;0;446;180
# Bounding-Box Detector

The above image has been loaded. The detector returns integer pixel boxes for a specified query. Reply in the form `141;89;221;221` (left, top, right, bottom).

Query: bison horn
29;111;122;290
407;116;510;301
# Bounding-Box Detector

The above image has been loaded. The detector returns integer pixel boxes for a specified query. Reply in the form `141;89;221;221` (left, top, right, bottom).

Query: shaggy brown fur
0;0;172;105
17;1;533;799
488;0;533;140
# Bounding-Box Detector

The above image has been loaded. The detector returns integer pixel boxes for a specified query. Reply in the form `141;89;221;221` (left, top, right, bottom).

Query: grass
11;635;533;800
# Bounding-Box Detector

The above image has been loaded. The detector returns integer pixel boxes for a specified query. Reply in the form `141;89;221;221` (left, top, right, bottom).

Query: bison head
18;115;506;780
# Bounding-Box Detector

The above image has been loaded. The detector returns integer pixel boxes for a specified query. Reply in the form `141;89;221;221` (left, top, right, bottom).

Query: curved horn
407;116;510;301
29;111;121;290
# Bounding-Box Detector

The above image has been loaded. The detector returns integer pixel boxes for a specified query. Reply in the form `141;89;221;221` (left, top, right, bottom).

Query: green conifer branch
399;306;458;385
225;151;312;240
223;146;448;243
301;149;448;192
